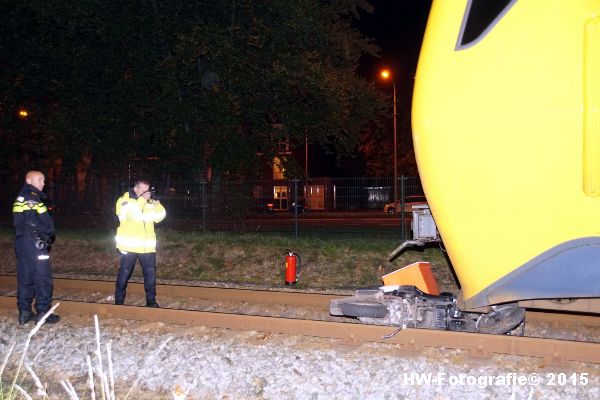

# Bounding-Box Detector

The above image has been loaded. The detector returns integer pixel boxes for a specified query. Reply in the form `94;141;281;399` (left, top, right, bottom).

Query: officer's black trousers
115;252;156;304
15;238;53;314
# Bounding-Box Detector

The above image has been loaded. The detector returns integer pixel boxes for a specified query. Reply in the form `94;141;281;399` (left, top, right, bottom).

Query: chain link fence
2;176;424;238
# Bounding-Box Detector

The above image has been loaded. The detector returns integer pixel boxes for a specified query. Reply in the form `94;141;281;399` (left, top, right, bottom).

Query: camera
148;187;159;202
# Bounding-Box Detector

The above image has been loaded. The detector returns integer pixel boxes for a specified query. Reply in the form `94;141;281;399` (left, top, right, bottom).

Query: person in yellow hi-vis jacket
114;178;166;307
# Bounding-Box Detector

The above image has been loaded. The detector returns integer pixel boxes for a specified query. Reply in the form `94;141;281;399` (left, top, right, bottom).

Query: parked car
383;195;427;214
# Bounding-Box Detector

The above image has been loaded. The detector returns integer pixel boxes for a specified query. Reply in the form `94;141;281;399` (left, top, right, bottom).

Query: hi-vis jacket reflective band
12;197;48;214
118;202;165;222
115;191;166;253
114;236;157;249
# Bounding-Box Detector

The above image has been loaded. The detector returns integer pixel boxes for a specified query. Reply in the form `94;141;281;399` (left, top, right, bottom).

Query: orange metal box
382;262;440;295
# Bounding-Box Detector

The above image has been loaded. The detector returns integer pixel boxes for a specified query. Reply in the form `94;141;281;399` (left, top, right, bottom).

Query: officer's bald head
25;171;45;191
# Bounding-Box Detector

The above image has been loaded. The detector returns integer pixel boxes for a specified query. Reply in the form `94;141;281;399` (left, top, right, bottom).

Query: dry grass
0;228;459;293
0;306;181;400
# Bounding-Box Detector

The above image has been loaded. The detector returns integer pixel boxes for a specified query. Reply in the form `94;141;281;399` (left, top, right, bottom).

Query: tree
0;0;387;181
358;105;415;176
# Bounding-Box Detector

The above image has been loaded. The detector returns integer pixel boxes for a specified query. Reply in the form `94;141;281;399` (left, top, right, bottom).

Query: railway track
0;276;598;364
0;275;339;309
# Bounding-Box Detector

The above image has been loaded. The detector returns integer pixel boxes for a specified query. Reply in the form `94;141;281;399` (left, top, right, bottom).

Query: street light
380;68;398;207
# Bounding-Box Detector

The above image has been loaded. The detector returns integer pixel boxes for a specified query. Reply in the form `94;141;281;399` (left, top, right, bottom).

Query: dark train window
457;0;516;49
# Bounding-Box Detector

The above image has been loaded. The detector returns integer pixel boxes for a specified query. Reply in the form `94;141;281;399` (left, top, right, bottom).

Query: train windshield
457;0;516;49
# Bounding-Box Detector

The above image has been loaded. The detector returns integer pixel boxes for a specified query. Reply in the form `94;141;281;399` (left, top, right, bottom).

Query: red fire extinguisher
285;250;301;285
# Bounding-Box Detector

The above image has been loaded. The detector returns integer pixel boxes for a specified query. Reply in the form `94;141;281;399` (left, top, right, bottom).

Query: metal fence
1;176;424;238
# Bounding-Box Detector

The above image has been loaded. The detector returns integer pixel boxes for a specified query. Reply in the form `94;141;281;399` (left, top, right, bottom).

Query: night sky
311;1;433;176
357;0;433;107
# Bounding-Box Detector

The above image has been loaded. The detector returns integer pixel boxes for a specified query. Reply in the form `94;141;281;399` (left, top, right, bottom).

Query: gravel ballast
1;311;599;399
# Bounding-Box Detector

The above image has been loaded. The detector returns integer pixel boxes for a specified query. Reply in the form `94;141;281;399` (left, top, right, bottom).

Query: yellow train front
412;0;600;312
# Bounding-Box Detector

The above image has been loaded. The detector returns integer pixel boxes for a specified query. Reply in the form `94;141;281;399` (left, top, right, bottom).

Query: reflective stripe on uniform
154;209;166;221
142;214;155;222
119;203;164;222
115;235;157;248
118;202;143;222
13;201;48;214
37;255;50;260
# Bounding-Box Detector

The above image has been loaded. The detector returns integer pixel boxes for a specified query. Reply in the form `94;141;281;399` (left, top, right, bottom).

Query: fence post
200;179;207;231
293;178;299;238
400;175;406;240
50;179;56;226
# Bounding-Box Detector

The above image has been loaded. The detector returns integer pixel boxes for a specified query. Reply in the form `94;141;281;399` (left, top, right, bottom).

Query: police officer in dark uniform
13;170;60;325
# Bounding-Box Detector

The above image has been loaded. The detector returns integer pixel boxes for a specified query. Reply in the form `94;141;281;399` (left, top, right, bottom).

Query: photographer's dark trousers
15;238;53;314
115;252;156;304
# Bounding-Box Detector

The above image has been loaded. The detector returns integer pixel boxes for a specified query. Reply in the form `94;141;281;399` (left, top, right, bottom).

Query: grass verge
0;228;458;292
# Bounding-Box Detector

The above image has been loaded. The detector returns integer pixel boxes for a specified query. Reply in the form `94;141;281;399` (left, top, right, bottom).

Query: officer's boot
35;312;60;324
18;310;36;325
115;289;125;305
146;298;160;308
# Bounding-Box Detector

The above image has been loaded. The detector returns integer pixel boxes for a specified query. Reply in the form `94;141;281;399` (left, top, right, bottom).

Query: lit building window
273;157;285;180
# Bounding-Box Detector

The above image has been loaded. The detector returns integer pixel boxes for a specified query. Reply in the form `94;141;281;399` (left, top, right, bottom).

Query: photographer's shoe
18;310;36;325
36;313;60;324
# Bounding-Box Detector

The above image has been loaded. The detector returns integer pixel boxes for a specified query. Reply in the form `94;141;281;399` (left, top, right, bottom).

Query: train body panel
412;0;600;308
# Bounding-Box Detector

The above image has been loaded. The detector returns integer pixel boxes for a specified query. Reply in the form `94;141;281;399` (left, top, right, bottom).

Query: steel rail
0;296;598;364
0;275;342;308
1;276;599;328
524;310;600;327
